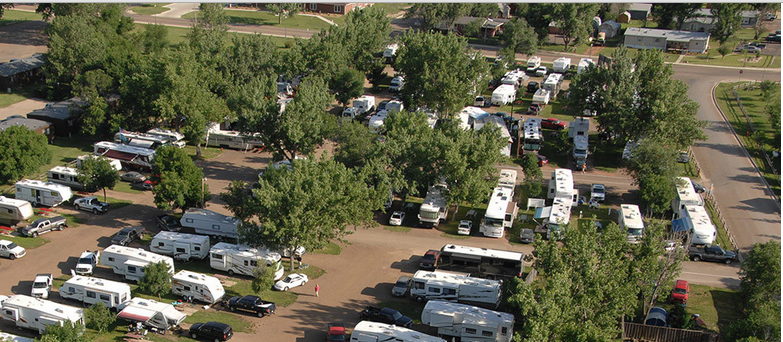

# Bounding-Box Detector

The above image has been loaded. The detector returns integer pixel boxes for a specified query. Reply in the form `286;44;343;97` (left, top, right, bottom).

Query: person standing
315;284;320;297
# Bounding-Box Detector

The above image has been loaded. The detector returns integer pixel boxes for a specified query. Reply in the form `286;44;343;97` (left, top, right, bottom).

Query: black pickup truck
689;245;737;264
226;295;276;317
358;306;413;328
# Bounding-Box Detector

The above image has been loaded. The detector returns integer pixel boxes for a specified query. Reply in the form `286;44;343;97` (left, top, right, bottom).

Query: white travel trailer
14;179;73;207
491;84;516;106
150;231;210;261
0;295;84;334
0;196;33;224
353;95;376;115
421;301;514;342
532;88;551;105
618;204;645;244
100;245;175;282
351;321;445;342
94;141;156;171
206;128;255;150
209;242;284;280
117;297;186;331
522;118;543;152
526;56;541;71
672;177;704;214
480;187;517;238
418;183;449;228
577;58;595;75
59;275;131;310
172;270;225;304
542;73;563;98
146;128;186;148
410;270;502;308
114;130;172;149
383;44;399;60
368;112;389;133
547;169;579;206
76;155;122;171
180;208;240;240
680;205;716;245
46;166;86;190
501;69;528;87
552;57;571;73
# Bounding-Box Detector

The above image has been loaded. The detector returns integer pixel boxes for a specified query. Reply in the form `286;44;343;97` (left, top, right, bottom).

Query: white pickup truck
31;274;52;299
75;250;100;276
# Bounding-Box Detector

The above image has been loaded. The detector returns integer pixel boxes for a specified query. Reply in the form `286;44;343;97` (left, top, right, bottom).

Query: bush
85;302;114;334
252;265;276;295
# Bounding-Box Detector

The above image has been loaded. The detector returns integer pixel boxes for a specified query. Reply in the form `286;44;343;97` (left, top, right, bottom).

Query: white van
0;196;33;224
14;179;73;207
150;231;210;261
172;270;225;304
59;275;131;310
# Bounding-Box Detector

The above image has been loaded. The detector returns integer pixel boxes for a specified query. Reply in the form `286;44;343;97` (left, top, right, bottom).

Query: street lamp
201;177;207;208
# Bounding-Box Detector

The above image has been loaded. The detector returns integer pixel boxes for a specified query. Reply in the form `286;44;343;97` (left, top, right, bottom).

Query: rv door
174;243;190;260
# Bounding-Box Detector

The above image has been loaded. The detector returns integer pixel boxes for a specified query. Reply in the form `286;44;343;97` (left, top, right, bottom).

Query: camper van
209;242;284;280
76;155;122;171
421;301;514;342
351;321;445;342
172;270;225;304
353;96;376;115
14;180;73;207
542;73;563;98
100;245;175;282
150;232;210;261
116;297;186;331
418;183;449;228
491;84;516;106
552;57;571;73
618;204;645;244
0;197;33;224
410;270;502;308
0;295;84;334
479;187;518;238
680;205;716;245
671;177;704;214
46;166;87;191
180;208;240;240
59;275;131;310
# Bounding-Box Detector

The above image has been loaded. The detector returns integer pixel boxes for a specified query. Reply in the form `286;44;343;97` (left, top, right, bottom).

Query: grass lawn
184;310;253;333
130;4;171;16
653;284;741;334
183;144;223;161
0;9;41;27
312;241;342;255
183;9;332;31
1;234;50;249
224;279;298;307
437;205;486;239
704;199;735;251
372;3;411;17
681;53;780;68
0;84;44;109
134;24;297;49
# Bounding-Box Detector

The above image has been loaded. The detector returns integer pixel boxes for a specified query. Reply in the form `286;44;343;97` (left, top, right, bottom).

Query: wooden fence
623;322;718;342
704;189;741;261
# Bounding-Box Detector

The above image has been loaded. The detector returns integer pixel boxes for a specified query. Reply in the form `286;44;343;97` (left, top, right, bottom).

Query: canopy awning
535;206;552;219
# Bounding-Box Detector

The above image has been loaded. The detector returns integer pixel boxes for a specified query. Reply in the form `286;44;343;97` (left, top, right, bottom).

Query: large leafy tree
625;137;680;215
501;18;538;55
332;5;391;75
77;156;120;202
331;68;365;109
138;261;173;300
631;221;686;316
727;241;781;342
404;3;472;30
151;145;209;211
516;3;553;43
651;3;703;30
265;3;299;24
0;126;52;184
711;3;751;44
552;3;599;51
38;320;83;342
380;110;440;197
85;301;115;334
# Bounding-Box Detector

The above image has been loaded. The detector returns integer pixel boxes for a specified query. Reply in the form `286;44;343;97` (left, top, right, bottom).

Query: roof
551;168;574;198
0;116;51;133
624;27;711;42
353;321;445;342
209;242;281;263
441;244;524;262
183;208;240;225
485;186;513;220
49;166;79;176
423;301;514;327
0;54;44;78
674;177;702;204
0;196;30;208
173;270;223;289
152;231;209;244
15;179;73;193
628;3;652;13
103;245;174;265
3;295;83;321
118;297;186;325
421;184;449;211
27;100;82;121
548;197;572;225
94;141;156;156
619;204;644;229
681;205;715;236
62;275;131;293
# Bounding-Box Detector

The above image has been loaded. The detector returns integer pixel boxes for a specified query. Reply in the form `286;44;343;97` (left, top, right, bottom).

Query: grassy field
134;23;297;49
1;234;50;249
0;9;41;27
0;84;45;109
312;241;342;255
681;53;780;68
183;9;332;31
373;3;411;16
130;4;171;16
652;284;741;334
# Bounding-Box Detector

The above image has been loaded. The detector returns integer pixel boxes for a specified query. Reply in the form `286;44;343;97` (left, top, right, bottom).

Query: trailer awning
534;206;552;219
671;218;690;232
118;306;156;323
102;149;138;162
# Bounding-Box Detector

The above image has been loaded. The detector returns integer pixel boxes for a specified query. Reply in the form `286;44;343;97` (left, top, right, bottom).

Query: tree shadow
0;21;48;46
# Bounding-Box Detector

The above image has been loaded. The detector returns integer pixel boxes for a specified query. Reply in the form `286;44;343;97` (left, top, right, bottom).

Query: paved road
155;3;199;19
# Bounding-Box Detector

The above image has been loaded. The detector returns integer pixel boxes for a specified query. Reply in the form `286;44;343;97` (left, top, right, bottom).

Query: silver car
392;276;411;297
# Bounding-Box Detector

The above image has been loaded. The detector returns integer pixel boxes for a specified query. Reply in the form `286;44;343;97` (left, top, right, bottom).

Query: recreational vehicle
526;56;541;72
619;204;645;244
114;130;172;149
501;69;528;87
531;88;551;105
497;169;517;194
14;180;73;207
94;141;156;171
0;295;84;334
672;177;704;214
542;197;572;240
100;245;175;282
418;184;449;228
46;166;87;191
573;135;589;170
410;270;502;308
577;58;595;75
542;73;563;98
116;297;186;331
352;96;376;115
547;169;579;206
351;320;445;342
206;128;255;150
491;84;516;106
172;270;225;304
680;205;716;245
437;244;526;280
552;57;571;73
479;187;518;238
568;117;590;139
180;208;240;240
421;301;514;342
76;155;122;171
209;242;284;280
383;44;399;60
0;196;33;224
146;128;186;148
522;118;543;152
368;112;389;133
150;232;210;261
59;275;131;310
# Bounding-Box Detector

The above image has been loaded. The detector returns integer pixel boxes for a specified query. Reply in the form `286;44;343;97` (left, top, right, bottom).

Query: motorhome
209;242;284;280
526;56;541;72
351;320;445;342
353;96;376;115
114;130;172;149
206;128;255;150
671;177;704;214
501;69;528;87
180;208;240;240
100;245;175;282
421;301;514;342
568;117;590;140
577;58;595;75
150;231;210;261
573;135;589;170
437;244;525;280
0;295;84;334
410;270;502;308
383;44;399;61
172;270;225;304
553;57;571;73
146;128;186;148
94;141;156;171
14;180;73;207
497;169;517;194
491;84;516;106
418;183;449;228
680;205;716;245
46;166;87;191
542;73;563;98
531;88;551;105
522;118;543;152
389;76;405;92
539;197;572;240
479;187;517;238
59;275;131;310
76;155;122;171
547;169;579;206
0;196;33;224
116;297;186;331
619;204;645;244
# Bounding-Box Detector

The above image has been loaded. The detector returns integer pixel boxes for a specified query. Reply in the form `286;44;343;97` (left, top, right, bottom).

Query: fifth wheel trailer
421;301;514;342
0;196;33;224
350;320;445;342
59;275;131;310
0;295;84;334
410;270;502;308
99;245;174;282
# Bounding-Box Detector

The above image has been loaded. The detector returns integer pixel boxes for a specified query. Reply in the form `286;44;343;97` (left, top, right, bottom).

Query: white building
623;28;710;54
421;301;514;342
209;242;284;280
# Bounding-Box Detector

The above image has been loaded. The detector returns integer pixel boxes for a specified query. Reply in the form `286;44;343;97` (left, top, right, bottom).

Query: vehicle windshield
392;213;402;219
673;288;687;295
391;311;403;320
627;228;644;236
484;218;504;227
422;254;435;261
117;231;129;237
420;211;439;220
33;282;48;288
78;258;92;264
396;280;409;286
6;242;18;249
593;187;605;194
283;276;293;283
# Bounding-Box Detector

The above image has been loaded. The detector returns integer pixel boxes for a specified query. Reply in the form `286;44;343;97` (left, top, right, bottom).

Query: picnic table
465;210;477;219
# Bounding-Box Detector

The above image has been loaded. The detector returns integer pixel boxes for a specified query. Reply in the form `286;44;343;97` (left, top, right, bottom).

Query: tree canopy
138;261;173;300
0;126;52;184
728;241;781;341
710;4;752;44
501;18;538;55
77;156;119;202
151;145;209;211
552;3;599;51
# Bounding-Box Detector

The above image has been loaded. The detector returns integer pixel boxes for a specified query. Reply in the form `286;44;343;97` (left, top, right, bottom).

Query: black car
527;81;540;93
359;306;413;328
111;226;143;246
130;180;154;191
189;321;233;341
227;295;276;317
520;228;535;244
528;104;542;115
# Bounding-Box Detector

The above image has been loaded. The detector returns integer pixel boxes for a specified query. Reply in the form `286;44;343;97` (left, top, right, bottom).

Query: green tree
651;3;703;30
625;138;680;215
727;241;781;342
469;3;500;17
516;3;553;43
333;121;382;169
0;126;52;184
632;221;686;315
718;44;733;58
138;24;169;53
265;3;299;24
552;3;599;51
765;92;781;150
187;3;229;65
711;3;751;44
85;301;115;334
138;261;173;300
521;153;544;198
251;264;275;294
39;320;83;342
405;3;471;31
333;6;390;75
77;156;119;202
331;68;365;109
501;18;538;55
152;145;210;211
463;18;482;38
638;174;677;216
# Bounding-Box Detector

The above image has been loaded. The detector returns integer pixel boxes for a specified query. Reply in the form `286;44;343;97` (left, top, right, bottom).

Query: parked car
75;250;100;276
30;273;53;299
120;171;146;183
189;321;233;341
111;226;143;246
130;180;154;191
670;280;690;304
535;66;548;77
391;276;411;297
527;81;540;93
273;273;309;291
156;215;181;232
0;240;25;260
542;118;566;130
692;182;707;194
457;220;472;235
474;96;486;107
688;245;737;264
520;228;535;244
749;42;766;49
73;197;109;214
419;249;440;270
388;211;405;226
537;154;549;167
22;216;67;237
590;184;606;202
226;295;276;317
528;103;542;115
358;306;413;328
327;323;346;342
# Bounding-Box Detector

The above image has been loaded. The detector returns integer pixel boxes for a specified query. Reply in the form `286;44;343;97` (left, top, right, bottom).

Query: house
0;54;44;91
300;3;371;15
681;9;761;32
0;116;54;142
627;3;652;20
436;16;509;38
26;99;83;136
623;27;710;54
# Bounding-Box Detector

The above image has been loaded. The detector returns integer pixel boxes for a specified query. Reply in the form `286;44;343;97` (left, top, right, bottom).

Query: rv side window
194;246;200;251
501;327;508;335
121;293;127;302
52;174;59;179
428;287;441;294
50;191;57;196
108;257;115;262
211;253;223;260
86;291;96;298
482;331;493;337
176;248;186;253
128;266;136;273
68;287;75;293
183;285;191;291
465;328;477;334
444;288;457;295
100;294;110;301
186;218;194;223
158;242;165;247
413;281;425;290
212;224;220;229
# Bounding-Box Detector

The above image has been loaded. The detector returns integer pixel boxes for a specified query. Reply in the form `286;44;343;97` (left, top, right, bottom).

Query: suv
74;197;109;214
189;321;233;341
391;276;411;297
419;249;440;270
111;226;143;246
590;184;606;202
542;118;566;130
